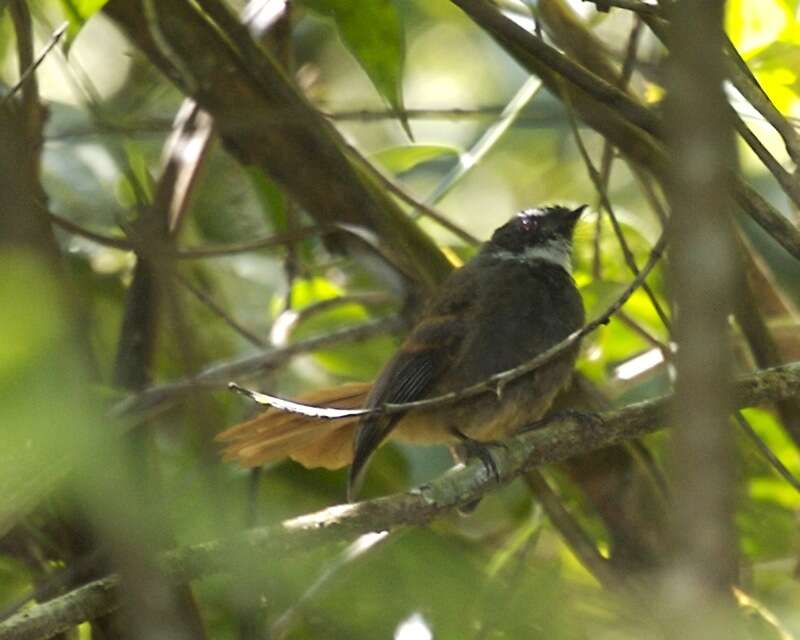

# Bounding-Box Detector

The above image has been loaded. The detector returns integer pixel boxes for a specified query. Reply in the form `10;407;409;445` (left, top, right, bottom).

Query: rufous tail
215;383;370;470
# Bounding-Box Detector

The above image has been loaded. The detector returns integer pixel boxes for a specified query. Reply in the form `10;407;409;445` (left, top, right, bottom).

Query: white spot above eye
519;207;550;217
494;239;573;273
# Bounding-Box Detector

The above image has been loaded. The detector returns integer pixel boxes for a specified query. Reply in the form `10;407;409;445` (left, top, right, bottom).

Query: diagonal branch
4;361;800;640
111;316;404;420
104;0;452;291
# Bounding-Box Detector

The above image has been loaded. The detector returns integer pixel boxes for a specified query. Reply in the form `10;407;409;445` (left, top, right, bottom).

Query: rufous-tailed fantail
217;205;586;500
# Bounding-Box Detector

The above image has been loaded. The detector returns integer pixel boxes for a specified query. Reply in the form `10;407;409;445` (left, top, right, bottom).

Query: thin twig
629;164;669;225
47;210;134;250
352;75;545;248
269;292;394;346
732;179;800;262
565;94;673;333
175;273;266;348
592;17;643;277
111;316;404;420
349;149;479;246
270;531;393;638
176;225;323;258
524;470;619;587
617;311;672;355
421;75;544;211
733;411;800;494
733;114;800;208
48;208;321;258
1;22;67;105
724;34;800;166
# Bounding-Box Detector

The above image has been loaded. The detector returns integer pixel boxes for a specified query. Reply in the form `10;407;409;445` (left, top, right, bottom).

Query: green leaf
302;0;410;136
372;144;459;174
726;0;790;57
58;0;109;44
275;277;394;380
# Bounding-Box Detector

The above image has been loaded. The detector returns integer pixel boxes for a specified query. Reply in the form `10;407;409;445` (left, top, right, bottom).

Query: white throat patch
494;239;573;273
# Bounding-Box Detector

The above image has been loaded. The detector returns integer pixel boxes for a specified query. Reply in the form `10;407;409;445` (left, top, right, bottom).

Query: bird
217;204;587;501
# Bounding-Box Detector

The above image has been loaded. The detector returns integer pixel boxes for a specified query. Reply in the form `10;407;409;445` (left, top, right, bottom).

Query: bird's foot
450;429;508;515
450;428;507;484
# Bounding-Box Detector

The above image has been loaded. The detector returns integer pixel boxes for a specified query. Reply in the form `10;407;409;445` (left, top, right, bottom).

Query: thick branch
665;0;739;596
103;0;451;291
5;362;800;640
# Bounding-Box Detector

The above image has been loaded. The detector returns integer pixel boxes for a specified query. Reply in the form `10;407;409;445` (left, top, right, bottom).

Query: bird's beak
562;204;587;231
570;204;588;221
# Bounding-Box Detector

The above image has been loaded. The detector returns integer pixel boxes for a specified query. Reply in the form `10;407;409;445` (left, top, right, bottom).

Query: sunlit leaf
372;144;459;174
58;0;109;44
746;45;800;110
726;0;800;109
726;0;789;56
276;277;394;380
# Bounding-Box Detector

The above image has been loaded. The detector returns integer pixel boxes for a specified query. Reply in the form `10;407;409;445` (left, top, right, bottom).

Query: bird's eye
521;217;538;233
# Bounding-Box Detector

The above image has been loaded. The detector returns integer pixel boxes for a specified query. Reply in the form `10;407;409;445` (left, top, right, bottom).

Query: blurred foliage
1;0;800;638
727;0;800;111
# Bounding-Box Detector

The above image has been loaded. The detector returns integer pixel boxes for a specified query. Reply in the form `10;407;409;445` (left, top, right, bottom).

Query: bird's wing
347;270;476;499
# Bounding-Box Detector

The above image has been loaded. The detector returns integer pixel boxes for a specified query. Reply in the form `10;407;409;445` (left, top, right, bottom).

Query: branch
175;225;322;259
665;0;739;593
104;0;452;291
1;22;67;106
563;95;672;332
724;34;800;165
4;362;800;640
451;0;659;137
523;470;620;588
111;316;404;420
49;210;322;260
175;273;266;348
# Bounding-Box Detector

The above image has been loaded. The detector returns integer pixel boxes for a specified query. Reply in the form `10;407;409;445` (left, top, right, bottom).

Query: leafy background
1;0;800;638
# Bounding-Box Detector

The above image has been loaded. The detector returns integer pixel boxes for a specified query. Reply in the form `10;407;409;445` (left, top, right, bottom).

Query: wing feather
347;265;480;499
